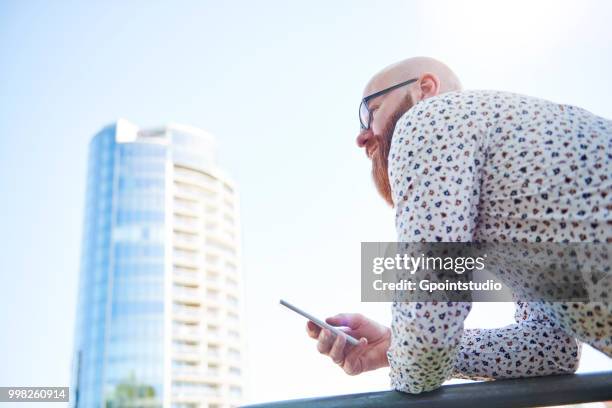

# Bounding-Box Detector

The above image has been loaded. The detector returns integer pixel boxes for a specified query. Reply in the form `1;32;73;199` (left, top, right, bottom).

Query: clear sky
0;0;611;406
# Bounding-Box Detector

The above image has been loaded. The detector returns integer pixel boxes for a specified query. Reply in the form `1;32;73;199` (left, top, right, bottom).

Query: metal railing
242;371;612;408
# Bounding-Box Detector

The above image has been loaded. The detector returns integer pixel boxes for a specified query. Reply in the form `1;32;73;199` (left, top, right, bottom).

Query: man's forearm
453;325;581;381
387;302;471;394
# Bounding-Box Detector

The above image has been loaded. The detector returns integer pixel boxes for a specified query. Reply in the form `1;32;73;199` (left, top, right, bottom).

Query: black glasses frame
359;78;418;130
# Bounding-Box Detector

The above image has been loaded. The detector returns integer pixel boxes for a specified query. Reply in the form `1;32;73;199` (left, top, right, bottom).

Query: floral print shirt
386;90;611;394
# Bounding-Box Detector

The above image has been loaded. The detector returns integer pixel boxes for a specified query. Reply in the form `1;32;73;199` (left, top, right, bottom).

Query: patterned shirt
386;90;611;393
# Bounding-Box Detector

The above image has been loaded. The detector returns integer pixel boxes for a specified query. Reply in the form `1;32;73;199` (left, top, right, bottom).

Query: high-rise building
71;119;246;408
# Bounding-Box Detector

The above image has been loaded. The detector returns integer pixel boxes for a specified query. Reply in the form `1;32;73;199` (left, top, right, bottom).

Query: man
306;57;611;394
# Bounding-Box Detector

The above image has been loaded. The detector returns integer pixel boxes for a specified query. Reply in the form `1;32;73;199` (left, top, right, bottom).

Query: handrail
242;371;612;408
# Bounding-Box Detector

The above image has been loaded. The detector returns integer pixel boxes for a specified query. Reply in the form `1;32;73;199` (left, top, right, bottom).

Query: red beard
370;98;413;207
371;131;394;206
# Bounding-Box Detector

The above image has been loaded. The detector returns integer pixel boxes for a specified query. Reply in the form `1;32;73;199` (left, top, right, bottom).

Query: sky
0;0;611;406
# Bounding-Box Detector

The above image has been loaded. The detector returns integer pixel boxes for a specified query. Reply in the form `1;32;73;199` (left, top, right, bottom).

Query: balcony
173;268;200;286
171;385;221;399
203;331;222;345
173;214;199;234
173;258;199;272
172;367;221;379
173;197;200;217
173;168;218;193
204;274;223;292
173;305;201;323
173;286;202;304
171;351;200;363
173;342;200;354
173;230;200;250
173;249;199;269
207;349;221;360
173;324;201;340
173;178;216;202
242;371;612;408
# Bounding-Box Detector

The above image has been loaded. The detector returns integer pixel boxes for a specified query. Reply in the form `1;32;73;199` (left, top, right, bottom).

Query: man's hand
306;313;391;375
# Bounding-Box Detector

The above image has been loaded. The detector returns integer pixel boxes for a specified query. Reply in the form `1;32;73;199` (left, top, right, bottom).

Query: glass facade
72;125;167;408
105;141;166;407
72;125;116;408
72;121;245;408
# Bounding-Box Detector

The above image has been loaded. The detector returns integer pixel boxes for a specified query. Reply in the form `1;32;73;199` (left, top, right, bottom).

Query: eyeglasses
359;78;418;130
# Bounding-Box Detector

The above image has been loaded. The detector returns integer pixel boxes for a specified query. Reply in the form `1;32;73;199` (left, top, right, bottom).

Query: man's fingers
325;313;366;330
343;354;363;376
306;321;321;339
328;332;347;364
342;337;368;375
316;329;335;355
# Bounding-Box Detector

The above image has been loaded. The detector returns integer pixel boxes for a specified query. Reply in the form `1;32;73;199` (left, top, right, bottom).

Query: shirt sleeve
454;302;581;380
386;94;486;393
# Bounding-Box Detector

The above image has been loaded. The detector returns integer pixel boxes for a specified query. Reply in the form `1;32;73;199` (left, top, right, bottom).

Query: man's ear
417;73;440;100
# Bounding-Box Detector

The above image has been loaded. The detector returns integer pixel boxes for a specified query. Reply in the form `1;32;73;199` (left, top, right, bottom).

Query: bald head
357;57;462;207
365;56;462;96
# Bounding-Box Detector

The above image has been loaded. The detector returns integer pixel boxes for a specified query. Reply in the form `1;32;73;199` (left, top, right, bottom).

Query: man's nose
356;129;373;148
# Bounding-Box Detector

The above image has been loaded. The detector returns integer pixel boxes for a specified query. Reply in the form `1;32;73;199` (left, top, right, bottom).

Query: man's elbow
502;335;581;379
393;378;444;395
548;337;581;375
388;348;455;394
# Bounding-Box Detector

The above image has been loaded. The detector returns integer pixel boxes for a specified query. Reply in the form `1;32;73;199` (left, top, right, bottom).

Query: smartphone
279;299;360;346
